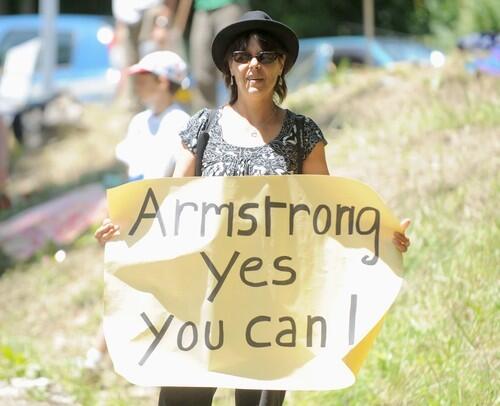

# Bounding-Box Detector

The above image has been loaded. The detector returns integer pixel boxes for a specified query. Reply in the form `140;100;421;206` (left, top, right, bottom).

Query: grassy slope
287;57;499;405
0;56;498;405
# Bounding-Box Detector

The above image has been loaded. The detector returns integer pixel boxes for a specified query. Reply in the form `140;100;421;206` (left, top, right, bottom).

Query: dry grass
9;104;127;195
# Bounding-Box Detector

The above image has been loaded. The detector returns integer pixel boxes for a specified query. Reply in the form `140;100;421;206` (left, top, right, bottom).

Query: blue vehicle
0;14;117;103
0;14;119;147
287;36;445;90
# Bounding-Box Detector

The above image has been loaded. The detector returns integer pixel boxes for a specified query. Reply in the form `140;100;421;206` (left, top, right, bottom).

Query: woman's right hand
94;218;120;246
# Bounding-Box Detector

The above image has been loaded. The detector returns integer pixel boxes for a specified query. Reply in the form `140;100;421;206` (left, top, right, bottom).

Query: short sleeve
301;115;327;159
178;108;210;154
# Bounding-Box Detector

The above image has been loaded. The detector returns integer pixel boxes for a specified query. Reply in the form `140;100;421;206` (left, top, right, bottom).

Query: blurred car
287;36;445;90
466;45;500;76
0;14;120;147
0;14;118;104
457;32;500;51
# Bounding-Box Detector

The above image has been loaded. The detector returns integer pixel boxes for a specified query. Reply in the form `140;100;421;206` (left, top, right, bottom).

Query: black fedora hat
211;10;299;74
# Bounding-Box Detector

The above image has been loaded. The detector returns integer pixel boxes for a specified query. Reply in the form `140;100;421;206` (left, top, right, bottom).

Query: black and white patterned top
179;108;327;176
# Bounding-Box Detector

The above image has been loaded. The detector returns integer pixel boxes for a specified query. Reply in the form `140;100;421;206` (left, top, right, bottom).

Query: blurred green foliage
423;0;500;47
0;342;28;379
3;0;499;43
251;0;500;39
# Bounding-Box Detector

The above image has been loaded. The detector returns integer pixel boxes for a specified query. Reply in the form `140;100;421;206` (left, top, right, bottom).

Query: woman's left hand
393;218;411;253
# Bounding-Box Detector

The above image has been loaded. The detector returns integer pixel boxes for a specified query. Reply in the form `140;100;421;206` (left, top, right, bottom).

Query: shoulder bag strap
295;115;305;174
195;109;217;176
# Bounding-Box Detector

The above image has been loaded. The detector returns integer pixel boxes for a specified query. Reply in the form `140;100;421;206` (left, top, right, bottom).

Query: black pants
158;387;286;406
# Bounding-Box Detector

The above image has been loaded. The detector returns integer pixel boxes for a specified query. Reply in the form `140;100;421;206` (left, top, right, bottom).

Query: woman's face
229;36;285;100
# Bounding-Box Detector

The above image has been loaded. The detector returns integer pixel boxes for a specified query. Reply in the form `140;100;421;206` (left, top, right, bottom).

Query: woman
96;10;410;406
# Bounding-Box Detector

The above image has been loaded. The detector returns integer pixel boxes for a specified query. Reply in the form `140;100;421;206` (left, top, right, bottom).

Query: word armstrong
129;187;381;265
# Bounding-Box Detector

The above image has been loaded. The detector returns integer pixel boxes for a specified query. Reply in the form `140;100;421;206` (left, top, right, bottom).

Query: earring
230;75;235;86
278;75;283;86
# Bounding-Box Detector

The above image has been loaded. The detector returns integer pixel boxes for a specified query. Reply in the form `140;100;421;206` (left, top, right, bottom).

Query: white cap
128;51;188;86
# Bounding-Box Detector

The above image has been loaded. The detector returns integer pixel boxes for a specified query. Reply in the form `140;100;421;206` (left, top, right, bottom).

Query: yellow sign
104;175;403;390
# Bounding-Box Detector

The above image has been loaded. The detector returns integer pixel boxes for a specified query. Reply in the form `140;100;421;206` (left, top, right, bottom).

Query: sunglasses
232;51;282;64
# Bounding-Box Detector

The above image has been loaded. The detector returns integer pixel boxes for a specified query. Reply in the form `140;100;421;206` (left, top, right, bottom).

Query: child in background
115;50;190;180
85;50;190;371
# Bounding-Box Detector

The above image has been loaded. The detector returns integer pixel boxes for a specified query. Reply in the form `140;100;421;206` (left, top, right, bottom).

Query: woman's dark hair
222;31;289;105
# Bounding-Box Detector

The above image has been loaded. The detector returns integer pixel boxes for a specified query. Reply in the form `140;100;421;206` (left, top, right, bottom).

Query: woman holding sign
96;10;410;406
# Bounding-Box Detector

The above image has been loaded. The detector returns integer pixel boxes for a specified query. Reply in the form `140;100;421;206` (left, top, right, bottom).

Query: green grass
0;58;498;405
291;179;498;405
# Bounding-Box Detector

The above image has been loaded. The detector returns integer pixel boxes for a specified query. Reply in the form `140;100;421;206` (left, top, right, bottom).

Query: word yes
201;250;296;303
